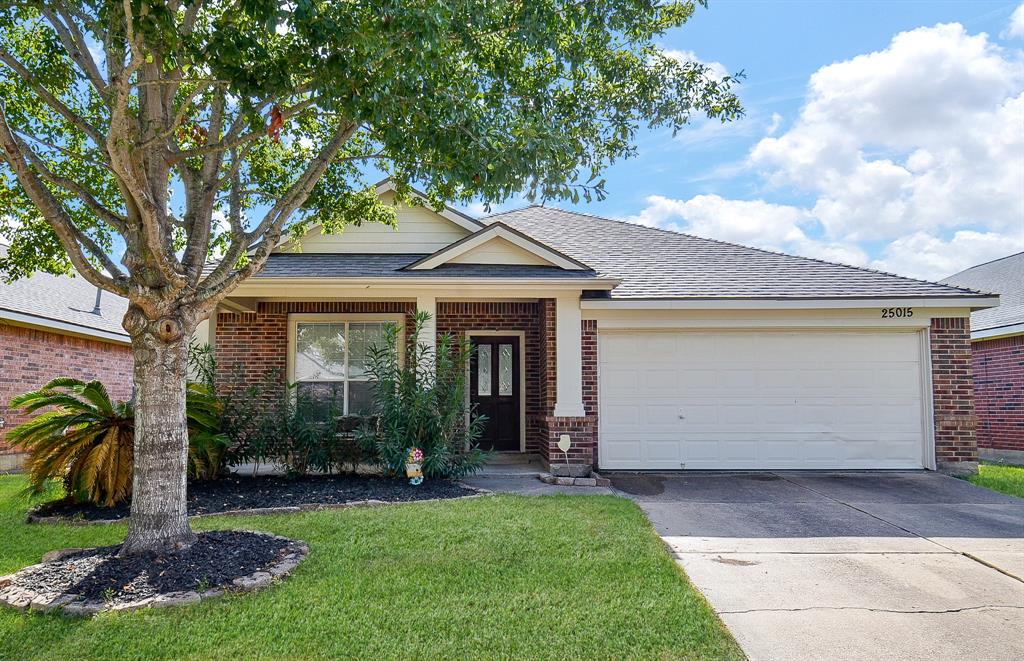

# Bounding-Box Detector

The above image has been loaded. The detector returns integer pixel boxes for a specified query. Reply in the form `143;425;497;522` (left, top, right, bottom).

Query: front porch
202;296;599;473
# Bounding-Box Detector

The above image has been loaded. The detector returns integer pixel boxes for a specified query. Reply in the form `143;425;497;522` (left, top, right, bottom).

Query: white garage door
599;330;926;470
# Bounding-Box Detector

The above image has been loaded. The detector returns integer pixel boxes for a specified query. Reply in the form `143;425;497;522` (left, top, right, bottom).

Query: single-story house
0;243;133;470
199;181;998;475
942;252;1023;464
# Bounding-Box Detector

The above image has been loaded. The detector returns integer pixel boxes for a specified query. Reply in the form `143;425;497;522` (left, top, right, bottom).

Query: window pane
296;381;344;420
498;344;513;396
348;380;378;415
295;322;345;381
477;344;492;396
348;322;386;380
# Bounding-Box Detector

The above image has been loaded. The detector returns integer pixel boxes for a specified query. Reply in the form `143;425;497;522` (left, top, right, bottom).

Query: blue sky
467;0;1024;281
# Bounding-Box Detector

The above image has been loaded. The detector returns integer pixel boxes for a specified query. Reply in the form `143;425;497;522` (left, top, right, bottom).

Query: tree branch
20;146;128;233
0;46;106;147
197;120;358;299
40;6;108;96
0;101;128;295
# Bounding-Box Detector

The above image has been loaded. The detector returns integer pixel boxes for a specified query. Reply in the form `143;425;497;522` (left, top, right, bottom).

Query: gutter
0;308;130;345
971;322;1024;341
580;296;1001;311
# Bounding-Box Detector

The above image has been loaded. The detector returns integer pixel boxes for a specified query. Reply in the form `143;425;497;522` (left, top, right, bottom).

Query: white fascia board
408;223;588;271
580;296;1000;311
972;323;1024;341
229;276;620;297
0;309;130;344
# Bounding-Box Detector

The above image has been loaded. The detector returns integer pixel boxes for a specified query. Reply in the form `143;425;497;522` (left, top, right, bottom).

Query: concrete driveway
612;471;1024;661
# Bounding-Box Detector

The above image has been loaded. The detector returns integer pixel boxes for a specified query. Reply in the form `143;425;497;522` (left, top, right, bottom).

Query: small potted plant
405;447;424;485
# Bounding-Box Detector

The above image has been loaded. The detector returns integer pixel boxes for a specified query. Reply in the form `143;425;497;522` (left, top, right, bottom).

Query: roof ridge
944;250;1024;278
498;204;989;297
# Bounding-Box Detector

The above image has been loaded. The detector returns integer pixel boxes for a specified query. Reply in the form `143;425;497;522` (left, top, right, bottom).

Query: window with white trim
290;315;400;416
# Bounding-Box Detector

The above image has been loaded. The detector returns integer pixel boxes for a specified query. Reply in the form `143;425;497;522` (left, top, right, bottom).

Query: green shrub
357;312;488;479
9;376;231;505
8;378;134;506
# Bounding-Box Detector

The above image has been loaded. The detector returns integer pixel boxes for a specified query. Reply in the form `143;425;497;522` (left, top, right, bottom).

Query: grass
0;475;740;660
967;462;1024;499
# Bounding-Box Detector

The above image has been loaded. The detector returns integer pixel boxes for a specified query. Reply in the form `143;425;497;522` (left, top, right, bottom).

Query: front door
469;336;521;451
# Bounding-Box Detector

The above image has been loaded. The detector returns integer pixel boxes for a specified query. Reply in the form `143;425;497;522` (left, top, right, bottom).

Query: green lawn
968;462;1024;499
0;475;740;660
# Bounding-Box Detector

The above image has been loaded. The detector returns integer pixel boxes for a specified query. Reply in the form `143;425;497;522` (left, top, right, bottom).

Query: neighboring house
0;243;133;470
942;253;1024;464
200;181;997;475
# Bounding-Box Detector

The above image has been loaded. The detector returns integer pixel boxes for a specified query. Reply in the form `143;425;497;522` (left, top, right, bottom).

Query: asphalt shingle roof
941;252;1024;333
252;253;601;280
0;243;129;340
484;206;990;300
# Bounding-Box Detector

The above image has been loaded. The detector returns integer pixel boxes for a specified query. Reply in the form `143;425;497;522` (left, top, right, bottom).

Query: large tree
0;0;741;553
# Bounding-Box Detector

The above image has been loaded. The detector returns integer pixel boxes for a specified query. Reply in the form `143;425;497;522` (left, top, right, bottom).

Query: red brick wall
930;317;978;467
0;322;133;456
213;299;600;469
436;301;544;453
214;301;416;397
972;334;1023;452
539;319;599;469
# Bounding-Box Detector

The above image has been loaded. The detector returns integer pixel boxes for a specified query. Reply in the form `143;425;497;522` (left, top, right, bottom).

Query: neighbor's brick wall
972;334;1023;452
436;301;544;453
0;322;133;457
930;317;978;466
214;301;416;398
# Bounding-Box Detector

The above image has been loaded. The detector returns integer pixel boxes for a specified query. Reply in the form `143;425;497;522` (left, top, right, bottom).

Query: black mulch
9;531;292;605
32;473;477;522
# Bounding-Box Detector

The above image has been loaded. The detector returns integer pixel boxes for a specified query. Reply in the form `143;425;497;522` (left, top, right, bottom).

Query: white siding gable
447;236;557;266
280;192;472;254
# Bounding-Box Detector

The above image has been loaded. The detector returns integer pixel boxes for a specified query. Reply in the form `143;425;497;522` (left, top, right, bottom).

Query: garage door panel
599;330;926;470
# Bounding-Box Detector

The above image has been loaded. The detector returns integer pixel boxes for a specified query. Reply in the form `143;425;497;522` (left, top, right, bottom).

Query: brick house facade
0;322;133;469
198;183;994;474
211;305;978;473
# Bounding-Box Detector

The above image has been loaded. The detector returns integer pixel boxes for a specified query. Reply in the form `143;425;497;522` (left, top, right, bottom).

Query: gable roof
250;252;602;280
484;206;993;301
941;252;1024;336
373;179;484;233
405;222;591;271
0;243;129;343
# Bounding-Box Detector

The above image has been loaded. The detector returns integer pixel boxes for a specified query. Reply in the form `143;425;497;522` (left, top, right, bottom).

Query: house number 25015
881;307;913;318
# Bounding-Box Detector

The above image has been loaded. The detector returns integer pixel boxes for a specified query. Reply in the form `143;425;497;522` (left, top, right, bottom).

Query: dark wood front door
470;336;521;452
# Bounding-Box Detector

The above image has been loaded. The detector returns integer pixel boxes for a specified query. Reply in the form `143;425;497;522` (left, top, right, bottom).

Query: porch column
415;295;437;359
552;294;586;417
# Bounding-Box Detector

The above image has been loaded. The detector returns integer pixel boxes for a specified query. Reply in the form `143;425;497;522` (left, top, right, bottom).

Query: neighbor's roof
484;206;991;300
0;243;129;342
251;252;602;280
941;252;1024;335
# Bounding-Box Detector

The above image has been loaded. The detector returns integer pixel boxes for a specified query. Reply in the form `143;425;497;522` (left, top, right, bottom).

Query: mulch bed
0;531;308;616
30;473;480;523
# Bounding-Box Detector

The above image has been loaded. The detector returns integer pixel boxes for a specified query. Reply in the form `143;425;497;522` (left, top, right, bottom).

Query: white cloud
661;49;730;80
622;22;1024;281
624;193;871;267
749;23;1024;243
1004;3;1024;39
870;229;1024;280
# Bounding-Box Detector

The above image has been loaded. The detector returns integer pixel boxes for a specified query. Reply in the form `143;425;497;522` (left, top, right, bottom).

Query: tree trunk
120;314;197;555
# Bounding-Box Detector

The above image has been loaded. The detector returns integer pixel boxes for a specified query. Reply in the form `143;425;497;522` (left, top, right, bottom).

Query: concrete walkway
612;472;1024;661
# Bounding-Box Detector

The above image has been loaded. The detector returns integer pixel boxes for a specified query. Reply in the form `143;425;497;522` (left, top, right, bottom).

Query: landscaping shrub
357;312;488;479
8;378;134;506
9;376;231;505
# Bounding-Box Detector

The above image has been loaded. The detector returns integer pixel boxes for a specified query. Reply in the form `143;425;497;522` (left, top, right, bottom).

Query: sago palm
8;378;134;506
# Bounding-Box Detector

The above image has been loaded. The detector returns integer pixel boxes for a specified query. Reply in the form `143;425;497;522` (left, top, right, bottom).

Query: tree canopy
0;0;741;315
